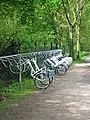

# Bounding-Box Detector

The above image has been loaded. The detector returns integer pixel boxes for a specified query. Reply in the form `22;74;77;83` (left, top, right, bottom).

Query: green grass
0;78;36;113
74;51;87;64
73;59;85;64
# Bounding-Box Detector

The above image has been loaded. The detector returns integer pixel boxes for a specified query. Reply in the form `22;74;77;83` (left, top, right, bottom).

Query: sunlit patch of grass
74;51;87;63
74;59;85;64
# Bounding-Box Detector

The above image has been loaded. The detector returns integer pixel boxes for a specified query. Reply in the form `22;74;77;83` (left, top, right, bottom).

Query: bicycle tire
33;72;50;89
57;64;67;76
9;60;24;74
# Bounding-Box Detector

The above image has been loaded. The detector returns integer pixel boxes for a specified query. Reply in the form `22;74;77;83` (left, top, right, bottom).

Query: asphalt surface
0;59;90;120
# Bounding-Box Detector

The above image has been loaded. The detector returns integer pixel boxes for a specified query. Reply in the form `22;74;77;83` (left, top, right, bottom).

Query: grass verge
0;78;36;113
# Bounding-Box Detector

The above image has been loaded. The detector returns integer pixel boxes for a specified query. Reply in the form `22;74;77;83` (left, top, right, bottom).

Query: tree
62;0;89;59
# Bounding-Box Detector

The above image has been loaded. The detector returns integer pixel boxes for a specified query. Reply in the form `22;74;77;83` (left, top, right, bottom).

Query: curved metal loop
0;49;62;74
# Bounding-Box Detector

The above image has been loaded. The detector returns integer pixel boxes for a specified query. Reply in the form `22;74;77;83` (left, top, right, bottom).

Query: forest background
0;0;90;58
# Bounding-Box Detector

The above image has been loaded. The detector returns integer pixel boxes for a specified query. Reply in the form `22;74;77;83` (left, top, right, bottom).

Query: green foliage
0;0;90;55
0;78;36;112
79;51;86;60
0;0;62;54
0;78;35;95
74;50;86;60
80;2;90;51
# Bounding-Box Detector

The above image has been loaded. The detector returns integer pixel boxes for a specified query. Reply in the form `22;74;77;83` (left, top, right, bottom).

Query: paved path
0;62;90;120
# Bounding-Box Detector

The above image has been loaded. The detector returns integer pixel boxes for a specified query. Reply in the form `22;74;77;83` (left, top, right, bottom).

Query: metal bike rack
0;49;62;89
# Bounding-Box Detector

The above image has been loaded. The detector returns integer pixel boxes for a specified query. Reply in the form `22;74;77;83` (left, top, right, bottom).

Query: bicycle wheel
22;60;30;73
9;60;24;74
62;62;69;70
57;64;67;76
34;72;50;89
49;77;54;84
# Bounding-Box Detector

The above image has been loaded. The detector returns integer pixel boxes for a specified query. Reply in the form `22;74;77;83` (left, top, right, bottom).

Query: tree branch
62;0;72;26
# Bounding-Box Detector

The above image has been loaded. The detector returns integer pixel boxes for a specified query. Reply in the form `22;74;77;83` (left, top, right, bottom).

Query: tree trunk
57;29;62;48
76;23;80;59
69;25;74;60
76;1;82;59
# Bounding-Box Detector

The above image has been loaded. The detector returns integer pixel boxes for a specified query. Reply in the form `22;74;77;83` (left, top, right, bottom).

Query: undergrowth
0;78;36;112
74;51;86;63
